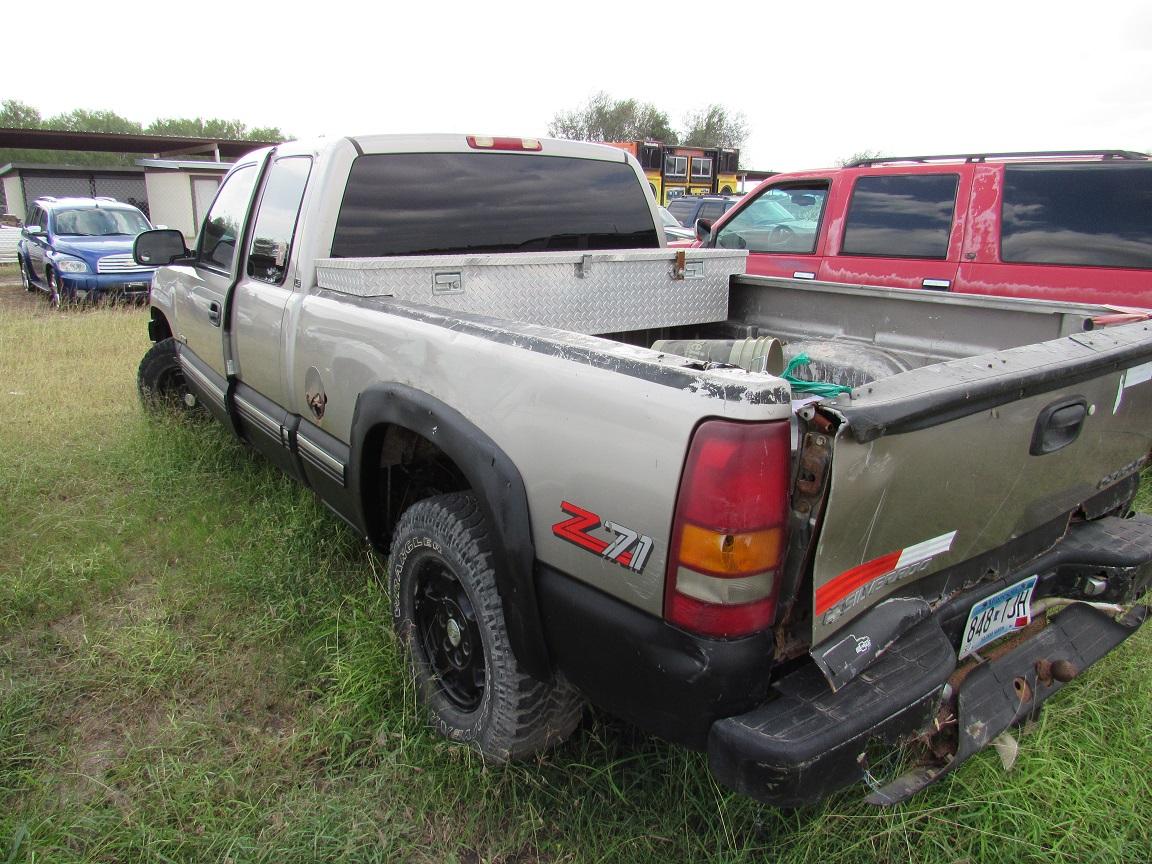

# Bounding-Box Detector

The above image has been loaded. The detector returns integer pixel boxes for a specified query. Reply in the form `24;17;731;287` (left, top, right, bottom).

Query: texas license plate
959;575;1038;658
123;281;147;291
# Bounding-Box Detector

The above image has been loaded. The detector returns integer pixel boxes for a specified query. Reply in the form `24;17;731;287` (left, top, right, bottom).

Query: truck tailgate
809;320;1152;682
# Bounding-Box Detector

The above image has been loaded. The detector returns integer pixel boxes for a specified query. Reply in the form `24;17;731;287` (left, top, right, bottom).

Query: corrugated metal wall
21;172;149;217
0;227;20;264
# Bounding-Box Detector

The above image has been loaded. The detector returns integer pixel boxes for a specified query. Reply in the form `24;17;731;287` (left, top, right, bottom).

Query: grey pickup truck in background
133;134;1152;807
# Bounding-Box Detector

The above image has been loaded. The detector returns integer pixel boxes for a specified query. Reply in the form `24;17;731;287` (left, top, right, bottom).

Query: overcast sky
10;0;1152;172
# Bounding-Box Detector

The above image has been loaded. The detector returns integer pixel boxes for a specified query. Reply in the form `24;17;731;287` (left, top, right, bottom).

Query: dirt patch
0;270;44;314
60;698;151;815
23;574;304;814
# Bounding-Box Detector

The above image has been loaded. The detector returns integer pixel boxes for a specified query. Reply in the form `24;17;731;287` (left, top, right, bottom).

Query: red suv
700;150;1152;308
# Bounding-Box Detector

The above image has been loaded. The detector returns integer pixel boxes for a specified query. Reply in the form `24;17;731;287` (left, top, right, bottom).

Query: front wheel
391;492;583;761
19;257;34;292
47;270;68;309
137;337;196;413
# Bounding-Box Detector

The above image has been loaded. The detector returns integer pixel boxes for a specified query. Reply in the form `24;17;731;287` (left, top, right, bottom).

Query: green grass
1;266;1150;863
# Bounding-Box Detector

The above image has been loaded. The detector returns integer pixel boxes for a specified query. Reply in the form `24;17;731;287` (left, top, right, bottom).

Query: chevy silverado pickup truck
133;134;1152;807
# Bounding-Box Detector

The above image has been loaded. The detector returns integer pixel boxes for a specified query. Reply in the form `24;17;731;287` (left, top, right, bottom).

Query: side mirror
135;228;190;266
24;225;42;236
695;217;714;244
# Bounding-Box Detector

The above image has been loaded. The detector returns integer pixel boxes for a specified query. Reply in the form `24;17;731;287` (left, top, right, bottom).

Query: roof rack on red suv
845;149;1149;167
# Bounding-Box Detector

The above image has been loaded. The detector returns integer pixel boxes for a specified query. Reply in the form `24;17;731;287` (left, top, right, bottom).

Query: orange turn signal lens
677;524;783;577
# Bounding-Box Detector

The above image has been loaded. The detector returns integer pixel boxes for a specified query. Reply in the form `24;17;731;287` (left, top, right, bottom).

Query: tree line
0;94;751;169
0;99;285;167
548;92;748;150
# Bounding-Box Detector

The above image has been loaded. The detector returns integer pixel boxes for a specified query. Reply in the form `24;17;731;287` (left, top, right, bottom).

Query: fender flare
349;383;550;680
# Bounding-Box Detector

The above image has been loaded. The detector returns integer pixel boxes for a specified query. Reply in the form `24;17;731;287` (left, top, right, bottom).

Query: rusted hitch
1035;657;1079;687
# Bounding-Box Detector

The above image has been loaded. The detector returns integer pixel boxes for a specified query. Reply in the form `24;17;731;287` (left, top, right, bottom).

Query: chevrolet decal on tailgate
817;531;957;625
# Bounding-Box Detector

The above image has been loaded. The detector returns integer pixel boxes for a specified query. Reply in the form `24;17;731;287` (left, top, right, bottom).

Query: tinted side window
1001;164;1152;268
668;199;697;227
198;164;259;272
715;183;829;254
841;174;959;259
697;201;725;221
331;153;659;257
247;156;313;284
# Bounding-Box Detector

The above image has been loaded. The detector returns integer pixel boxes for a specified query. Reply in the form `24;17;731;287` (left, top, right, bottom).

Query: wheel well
349;383;550;679
364;424;470;552
148;307;173;342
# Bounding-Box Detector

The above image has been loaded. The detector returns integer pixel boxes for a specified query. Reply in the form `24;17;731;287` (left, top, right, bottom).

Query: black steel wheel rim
154;365;190;407
413;555;485;711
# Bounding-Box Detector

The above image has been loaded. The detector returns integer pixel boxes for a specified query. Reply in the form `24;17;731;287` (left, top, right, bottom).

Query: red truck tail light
665;420;791;638
466;136;543;152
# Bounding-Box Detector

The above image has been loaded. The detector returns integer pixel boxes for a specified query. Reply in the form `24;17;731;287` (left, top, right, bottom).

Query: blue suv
18;196;157;306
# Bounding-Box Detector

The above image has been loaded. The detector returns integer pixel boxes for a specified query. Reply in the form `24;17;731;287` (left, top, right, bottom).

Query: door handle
921;278;951;290
208;300;222;327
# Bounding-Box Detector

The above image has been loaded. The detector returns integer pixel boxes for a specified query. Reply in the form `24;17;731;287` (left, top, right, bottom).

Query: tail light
665;420;791;638
466;136;543;152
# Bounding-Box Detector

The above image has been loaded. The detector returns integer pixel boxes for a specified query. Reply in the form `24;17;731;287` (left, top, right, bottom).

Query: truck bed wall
720;276;1124;371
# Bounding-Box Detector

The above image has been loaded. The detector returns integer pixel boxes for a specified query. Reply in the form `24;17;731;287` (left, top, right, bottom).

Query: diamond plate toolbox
314;248;746;334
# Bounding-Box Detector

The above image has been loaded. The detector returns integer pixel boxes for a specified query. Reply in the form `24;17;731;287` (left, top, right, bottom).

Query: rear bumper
707;514;1152;807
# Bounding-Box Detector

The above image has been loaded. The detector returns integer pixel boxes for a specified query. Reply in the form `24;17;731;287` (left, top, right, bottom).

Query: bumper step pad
709;600;1148;807
865;602;1148;805
707;618;957;808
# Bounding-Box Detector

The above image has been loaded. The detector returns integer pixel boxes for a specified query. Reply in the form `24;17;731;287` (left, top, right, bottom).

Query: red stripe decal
552;501;608;555
815;551;902;615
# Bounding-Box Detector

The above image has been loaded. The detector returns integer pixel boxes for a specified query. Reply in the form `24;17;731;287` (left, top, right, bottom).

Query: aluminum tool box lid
315;248;746;334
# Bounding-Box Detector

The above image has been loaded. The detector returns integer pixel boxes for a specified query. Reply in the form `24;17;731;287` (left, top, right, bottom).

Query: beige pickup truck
133;134;1152;806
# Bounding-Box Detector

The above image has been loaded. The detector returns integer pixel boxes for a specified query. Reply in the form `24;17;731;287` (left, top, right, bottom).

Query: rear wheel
137;337;196;413
391;492;583;761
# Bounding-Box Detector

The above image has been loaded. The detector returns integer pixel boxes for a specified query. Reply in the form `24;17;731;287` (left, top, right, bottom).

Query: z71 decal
552;501;654;573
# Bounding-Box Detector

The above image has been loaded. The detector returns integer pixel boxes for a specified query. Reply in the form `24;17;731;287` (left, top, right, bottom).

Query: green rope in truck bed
781;353;854;397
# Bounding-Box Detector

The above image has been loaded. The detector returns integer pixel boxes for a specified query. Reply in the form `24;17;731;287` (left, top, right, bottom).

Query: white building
1;159;229;243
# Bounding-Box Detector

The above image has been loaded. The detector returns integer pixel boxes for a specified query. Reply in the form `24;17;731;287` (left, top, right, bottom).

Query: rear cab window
331;152;659;256
1000;164;1152;268
840;174;960;258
